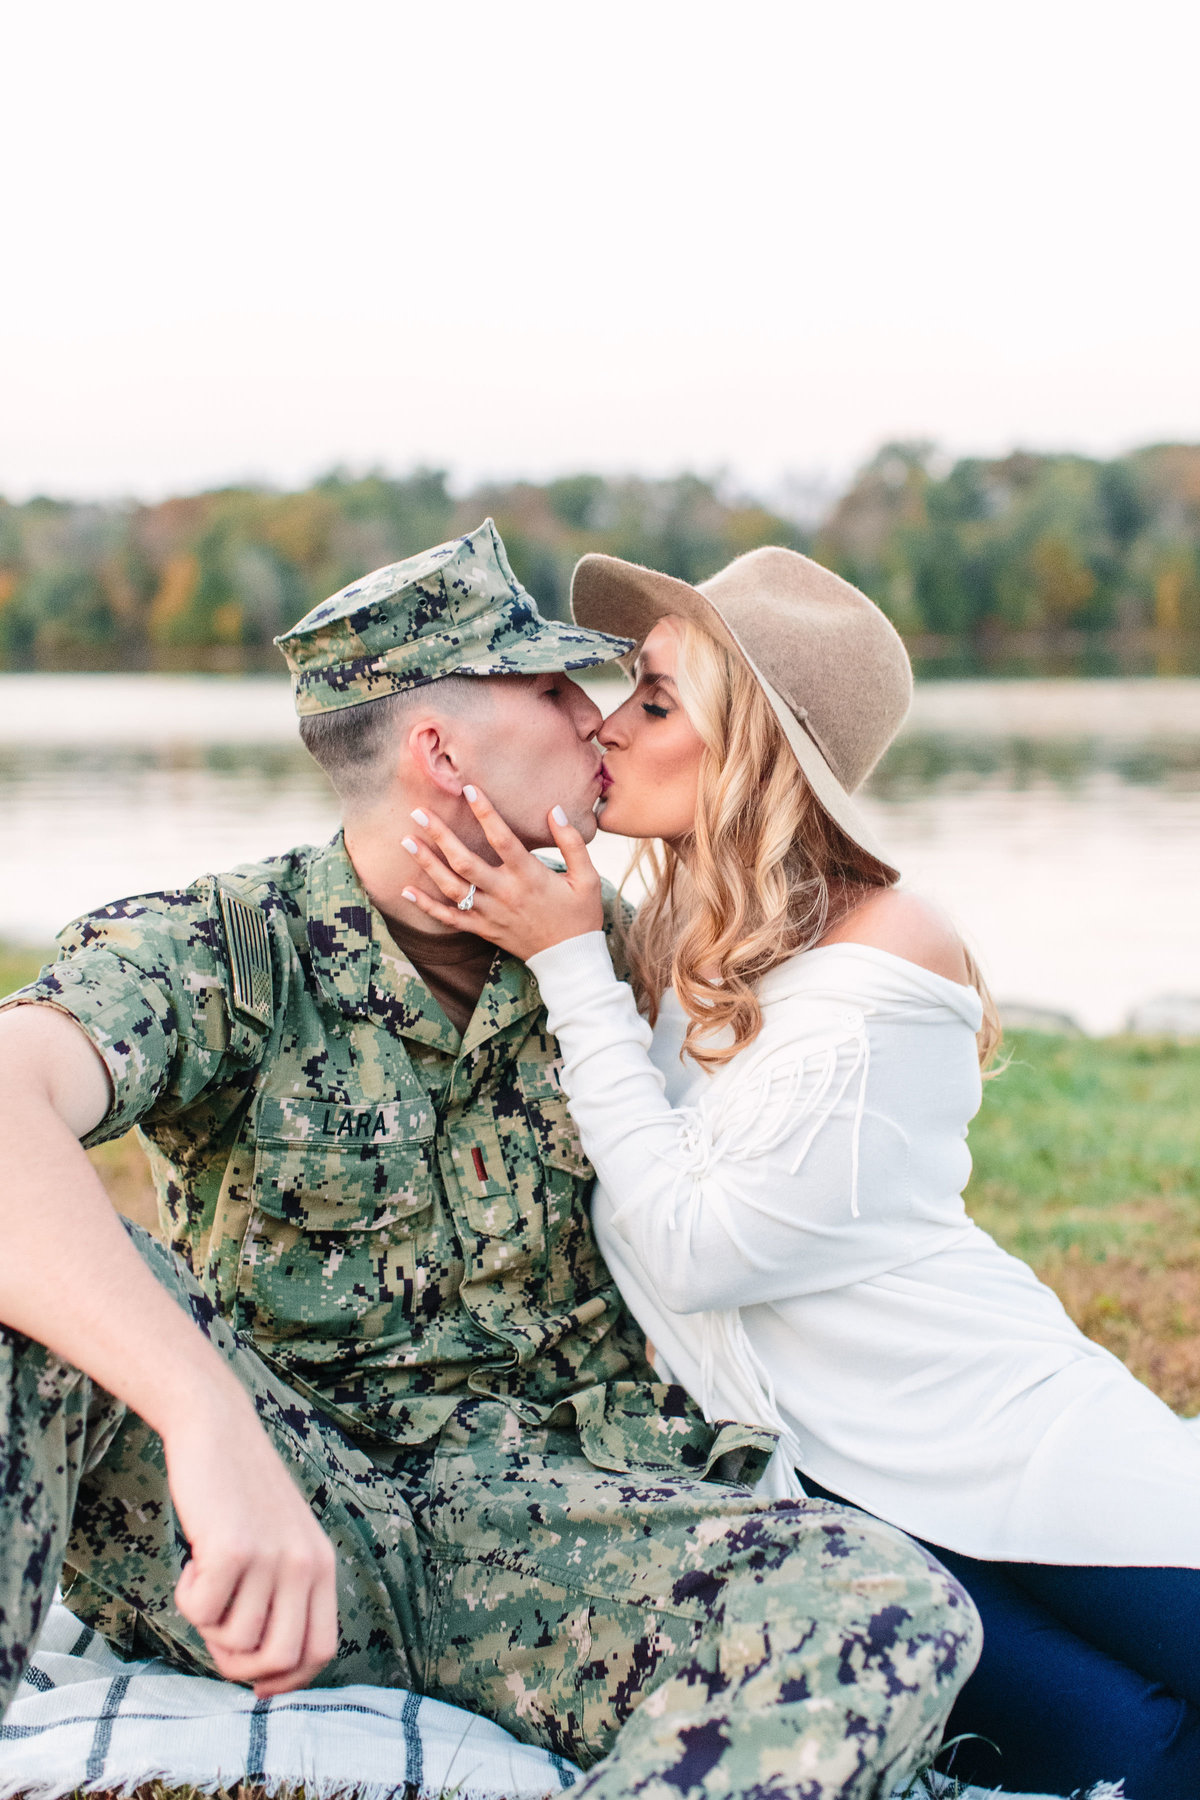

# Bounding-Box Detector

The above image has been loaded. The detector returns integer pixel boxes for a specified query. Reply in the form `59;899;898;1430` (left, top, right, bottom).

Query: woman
400;544;1200;1799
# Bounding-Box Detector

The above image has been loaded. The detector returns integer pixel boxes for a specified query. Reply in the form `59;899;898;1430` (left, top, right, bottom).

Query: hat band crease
788;705;842;783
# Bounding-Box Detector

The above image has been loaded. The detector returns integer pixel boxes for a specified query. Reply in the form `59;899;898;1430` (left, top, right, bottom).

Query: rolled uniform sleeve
0;888;255;1145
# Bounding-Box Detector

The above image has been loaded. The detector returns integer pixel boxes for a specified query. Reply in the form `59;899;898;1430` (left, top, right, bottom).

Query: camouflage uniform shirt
4;834;734;1468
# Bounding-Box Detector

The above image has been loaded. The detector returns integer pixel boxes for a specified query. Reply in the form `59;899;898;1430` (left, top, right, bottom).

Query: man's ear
406;719;465;799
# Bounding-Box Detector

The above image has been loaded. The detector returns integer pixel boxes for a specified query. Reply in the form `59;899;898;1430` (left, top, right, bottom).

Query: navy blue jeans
802;1479;1200;1798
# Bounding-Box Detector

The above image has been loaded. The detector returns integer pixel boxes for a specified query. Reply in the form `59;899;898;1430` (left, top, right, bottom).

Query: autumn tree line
2;443;1198;673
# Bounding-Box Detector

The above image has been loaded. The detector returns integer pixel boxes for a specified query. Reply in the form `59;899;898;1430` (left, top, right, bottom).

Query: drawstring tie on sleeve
635;1012;872;1232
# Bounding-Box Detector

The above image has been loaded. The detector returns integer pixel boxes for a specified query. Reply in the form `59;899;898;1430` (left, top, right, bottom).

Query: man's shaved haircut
299;676;492;809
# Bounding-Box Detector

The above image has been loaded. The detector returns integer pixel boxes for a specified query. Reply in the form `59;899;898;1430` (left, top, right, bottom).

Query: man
0;521;979;1798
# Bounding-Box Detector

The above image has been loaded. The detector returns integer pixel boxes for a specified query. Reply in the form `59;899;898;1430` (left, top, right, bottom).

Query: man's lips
592;762;614;815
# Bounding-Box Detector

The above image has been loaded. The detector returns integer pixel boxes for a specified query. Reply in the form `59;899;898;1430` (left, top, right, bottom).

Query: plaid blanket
0;1602;580;1800
0;1601;1123;1800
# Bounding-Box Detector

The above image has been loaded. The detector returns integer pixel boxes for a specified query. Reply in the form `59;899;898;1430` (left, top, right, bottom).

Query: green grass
0;941;48;998
964;1029;1200;1413
967;1029;1200;1266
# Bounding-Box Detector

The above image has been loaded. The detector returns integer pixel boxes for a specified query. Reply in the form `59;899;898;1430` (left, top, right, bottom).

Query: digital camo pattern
0;1230;981;1795
414;1403;981;1798
0;832;766;1476
0;834;982;1788
0;1228;429;1719
274;518;633;715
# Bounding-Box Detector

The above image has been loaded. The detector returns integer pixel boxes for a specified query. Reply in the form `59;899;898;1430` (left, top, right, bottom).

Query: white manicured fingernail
463;784;478;802
402;837;419;855
551;805;568;826
410;808;429;826
401;888;417;903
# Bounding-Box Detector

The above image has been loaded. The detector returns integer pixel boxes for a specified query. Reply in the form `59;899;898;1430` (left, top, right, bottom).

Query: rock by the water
998;1002;1085;1035
1124;994;1200;1038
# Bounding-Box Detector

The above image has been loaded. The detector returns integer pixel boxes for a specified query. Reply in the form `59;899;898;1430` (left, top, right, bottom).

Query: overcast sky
3;0;1197;503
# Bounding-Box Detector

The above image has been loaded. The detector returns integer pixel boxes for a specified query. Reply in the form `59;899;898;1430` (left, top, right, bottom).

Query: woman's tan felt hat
570;546;912;876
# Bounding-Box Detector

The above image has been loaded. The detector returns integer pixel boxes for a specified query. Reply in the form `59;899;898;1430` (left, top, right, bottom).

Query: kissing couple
1;519;1197;1800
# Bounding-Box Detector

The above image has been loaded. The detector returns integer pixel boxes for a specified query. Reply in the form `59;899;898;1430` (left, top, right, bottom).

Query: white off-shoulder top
526;932;1200;1566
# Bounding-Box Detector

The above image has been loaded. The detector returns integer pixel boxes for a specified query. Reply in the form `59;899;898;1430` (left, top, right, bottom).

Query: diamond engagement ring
457;883;477;913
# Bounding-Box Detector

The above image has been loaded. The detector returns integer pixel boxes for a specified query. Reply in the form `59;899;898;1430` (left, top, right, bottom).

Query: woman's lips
593;763;614;815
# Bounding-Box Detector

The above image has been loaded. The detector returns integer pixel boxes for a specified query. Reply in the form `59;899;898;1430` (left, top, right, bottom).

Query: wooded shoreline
4;445;1200;676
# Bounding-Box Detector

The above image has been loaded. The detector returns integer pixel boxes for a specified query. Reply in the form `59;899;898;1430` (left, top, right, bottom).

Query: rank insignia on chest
449;1121;509;1201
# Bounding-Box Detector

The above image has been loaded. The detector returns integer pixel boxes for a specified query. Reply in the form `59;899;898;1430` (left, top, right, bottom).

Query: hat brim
571;554;899;878
289;616;634;715
453;616;635;678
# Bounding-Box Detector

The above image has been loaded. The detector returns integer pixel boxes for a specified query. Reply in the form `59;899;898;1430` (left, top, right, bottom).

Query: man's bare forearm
0;1003;340;1693
0;1007;251;1437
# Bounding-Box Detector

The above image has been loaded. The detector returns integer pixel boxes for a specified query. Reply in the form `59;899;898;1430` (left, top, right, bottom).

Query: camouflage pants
0;1228;981;1798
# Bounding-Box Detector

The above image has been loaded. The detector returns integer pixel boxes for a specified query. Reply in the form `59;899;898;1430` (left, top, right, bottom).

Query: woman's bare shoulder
819;889;970;985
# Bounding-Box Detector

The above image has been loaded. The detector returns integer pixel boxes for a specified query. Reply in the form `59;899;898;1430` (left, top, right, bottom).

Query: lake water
2;672;1199;1035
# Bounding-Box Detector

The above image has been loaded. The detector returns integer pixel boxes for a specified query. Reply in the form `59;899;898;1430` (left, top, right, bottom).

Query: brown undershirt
380;912;498;1036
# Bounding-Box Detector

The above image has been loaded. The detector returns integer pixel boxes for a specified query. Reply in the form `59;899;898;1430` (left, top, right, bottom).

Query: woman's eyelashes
638;679;671;719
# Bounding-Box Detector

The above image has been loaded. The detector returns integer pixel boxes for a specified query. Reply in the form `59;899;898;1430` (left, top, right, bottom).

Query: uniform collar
304;832;376;1017
460;951;544;1056
305;832;543;1053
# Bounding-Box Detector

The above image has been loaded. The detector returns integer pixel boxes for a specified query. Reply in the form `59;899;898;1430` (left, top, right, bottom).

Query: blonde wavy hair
624;616;1002;1072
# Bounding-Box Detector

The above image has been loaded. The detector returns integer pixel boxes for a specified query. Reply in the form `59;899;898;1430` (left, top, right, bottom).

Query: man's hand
0;1004;339;1696
166;1392;338;1695
400;785;604;959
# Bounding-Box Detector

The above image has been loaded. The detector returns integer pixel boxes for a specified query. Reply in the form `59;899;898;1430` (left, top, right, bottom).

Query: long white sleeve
532;935;1200;1570
527;932;896;1312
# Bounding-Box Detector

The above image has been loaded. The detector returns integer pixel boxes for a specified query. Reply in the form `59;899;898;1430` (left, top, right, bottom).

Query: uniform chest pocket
252;1094;436;1231
442;1072;591;1243
517;1058;594;1181
242;1094;438;1356
445;1117;522;1237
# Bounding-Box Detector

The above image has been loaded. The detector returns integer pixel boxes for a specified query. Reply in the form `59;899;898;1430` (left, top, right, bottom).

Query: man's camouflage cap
275;518;634;715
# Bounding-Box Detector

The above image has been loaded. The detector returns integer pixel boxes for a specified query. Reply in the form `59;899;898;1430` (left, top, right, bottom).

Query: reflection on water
910;632;1200;682
2;675;1198;1035
0;748;340;953
875;734;1200;795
